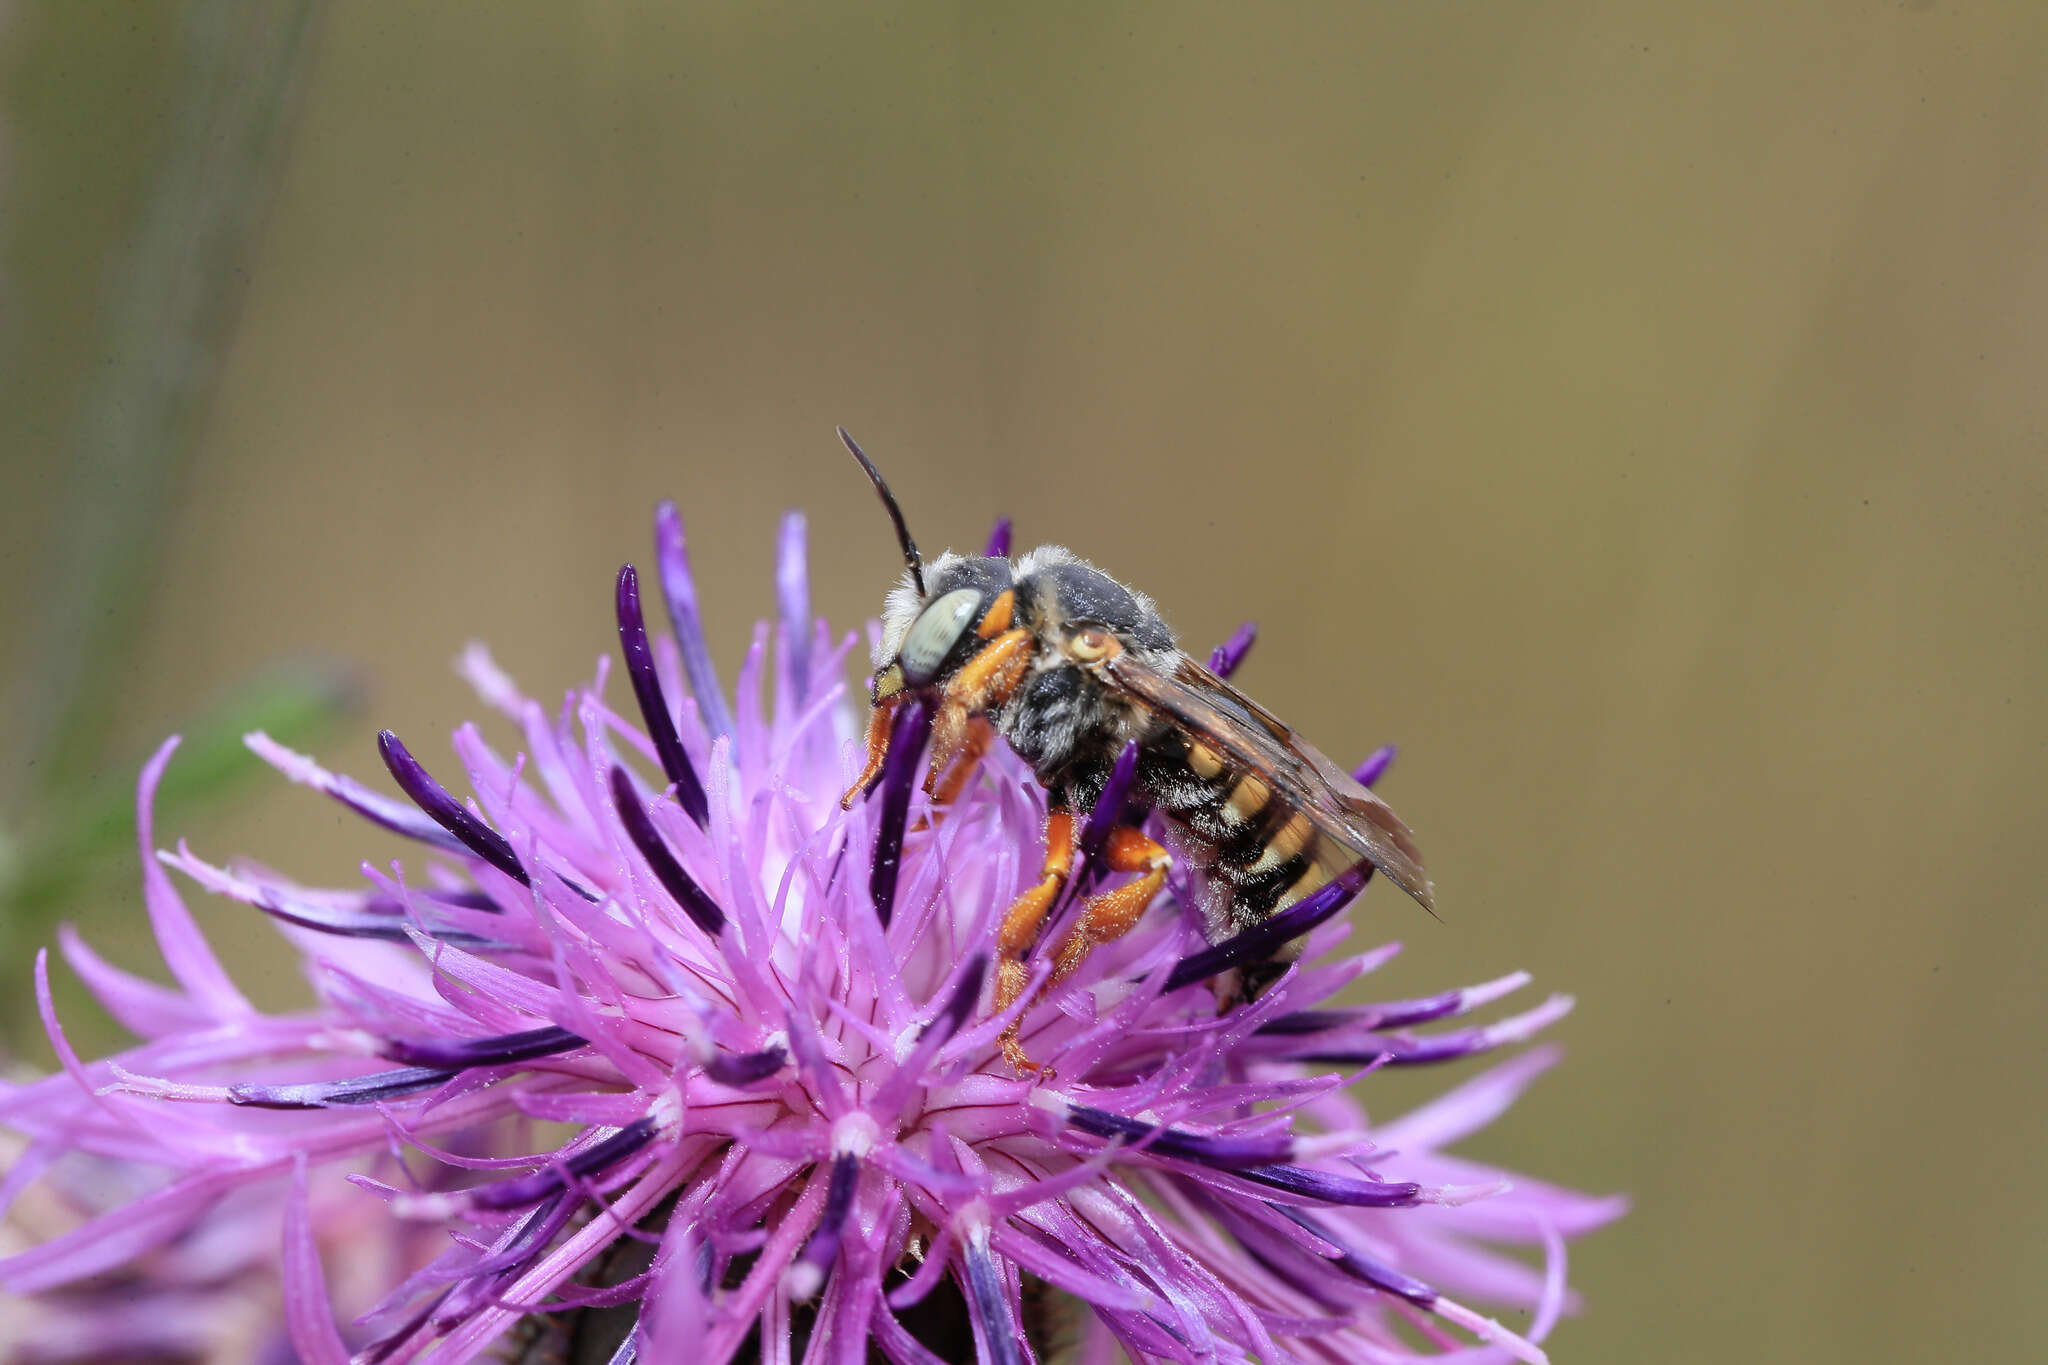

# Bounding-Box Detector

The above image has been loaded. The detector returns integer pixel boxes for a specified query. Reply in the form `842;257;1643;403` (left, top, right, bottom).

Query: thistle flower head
1;502;1622;1363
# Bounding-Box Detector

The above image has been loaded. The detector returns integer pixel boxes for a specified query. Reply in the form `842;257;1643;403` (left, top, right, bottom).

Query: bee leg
924;628;1032;796
994;810;1075;1072
839;695;902;809
909;717;996;834
929;716;996;805
1048;827;1172;989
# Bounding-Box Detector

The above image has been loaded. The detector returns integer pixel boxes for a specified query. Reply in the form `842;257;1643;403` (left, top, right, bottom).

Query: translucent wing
1100;651;1435;911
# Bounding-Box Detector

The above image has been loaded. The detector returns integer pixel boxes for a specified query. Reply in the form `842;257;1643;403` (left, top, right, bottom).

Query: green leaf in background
0;664;356;961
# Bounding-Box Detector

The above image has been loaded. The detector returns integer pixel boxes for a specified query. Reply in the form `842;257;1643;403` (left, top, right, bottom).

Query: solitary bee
836;431;1434;1070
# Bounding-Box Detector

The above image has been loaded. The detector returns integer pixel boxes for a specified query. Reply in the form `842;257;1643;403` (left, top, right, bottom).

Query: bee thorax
996;662;1155;791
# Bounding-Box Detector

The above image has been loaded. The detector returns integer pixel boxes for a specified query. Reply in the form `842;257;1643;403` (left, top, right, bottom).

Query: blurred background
3;2;2043;1361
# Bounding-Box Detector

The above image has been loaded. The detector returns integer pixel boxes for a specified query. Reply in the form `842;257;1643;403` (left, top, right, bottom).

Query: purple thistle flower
0;503;1623;1363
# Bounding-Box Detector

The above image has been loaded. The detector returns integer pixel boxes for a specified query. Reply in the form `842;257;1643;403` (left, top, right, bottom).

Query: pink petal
56;924;214;1039
282;1157;352;1365
136;738;252;1018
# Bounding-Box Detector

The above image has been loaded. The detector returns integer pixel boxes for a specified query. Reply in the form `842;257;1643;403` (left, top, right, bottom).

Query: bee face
871;554;1015;700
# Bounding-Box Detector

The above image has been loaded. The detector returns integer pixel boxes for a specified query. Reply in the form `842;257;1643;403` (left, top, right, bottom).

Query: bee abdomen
1142;736;1335;930
1146;738;1269;839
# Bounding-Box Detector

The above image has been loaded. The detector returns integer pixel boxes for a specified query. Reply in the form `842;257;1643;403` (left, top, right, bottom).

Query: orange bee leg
975;589;1016;639
1047;827;1172;990
910;716;999;833
839;695;901;809
925;702;969;800
993;810;1075;1073
923;629;1031;797
929;716;997;806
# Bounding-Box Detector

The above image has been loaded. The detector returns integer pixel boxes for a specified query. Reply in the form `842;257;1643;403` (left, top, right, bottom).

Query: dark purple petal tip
869;699;930;927
704;1044;787;1087
1163;863;1371;992
609;765;725;936
1356;988;1468;1031
983;517;1012;559
1274;1206;1438;1306
228;1065;452;1109
1258;990;1467;1039
922;954;987;1045
1062;1103;1292;1169
1079;741;1142;867
1253;1011;1350;1037
381;1025;585;1071
1288;1029;1502;1068
1351;744;1397;788
239;883;503;949
1232;1162;1424;1208
962;1237;1024;1365
469;1118;658;1212
616;563;709;826
792;1152;861;1297
1208;621;1258;679
376;730;529;887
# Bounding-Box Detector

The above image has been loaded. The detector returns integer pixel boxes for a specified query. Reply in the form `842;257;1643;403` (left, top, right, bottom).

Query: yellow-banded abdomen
1139;733;1344;942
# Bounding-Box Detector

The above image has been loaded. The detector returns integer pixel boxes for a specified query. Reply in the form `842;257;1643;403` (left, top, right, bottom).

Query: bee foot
1000;1033;1051;1080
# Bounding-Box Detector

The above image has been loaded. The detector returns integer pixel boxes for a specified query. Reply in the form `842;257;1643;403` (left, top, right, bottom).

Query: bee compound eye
1068;626;1118;663
897;588;983;685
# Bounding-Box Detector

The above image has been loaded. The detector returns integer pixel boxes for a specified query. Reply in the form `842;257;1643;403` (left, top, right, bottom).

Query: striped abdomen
1138;732;1345;944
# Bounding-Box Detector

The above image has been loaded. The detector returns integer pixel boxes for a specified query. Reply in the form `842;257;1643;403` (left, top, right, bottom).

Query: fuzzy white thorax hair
873;552;957;668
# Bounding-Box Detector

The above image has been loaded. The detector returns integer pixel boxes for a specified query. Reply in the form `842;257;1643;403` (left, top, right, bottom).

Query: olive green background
4;4;2043;1362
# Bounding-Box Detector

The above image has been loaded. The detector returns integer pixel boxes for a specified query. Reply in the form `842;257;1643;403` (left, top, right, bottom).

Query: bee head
871;554;1016;699
839;428;1033;702
837;433;1174;710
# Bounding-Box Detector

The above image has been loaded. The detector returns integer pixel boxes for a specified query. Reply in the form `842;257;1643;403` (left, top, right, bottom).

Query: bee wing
1100;652;1435;911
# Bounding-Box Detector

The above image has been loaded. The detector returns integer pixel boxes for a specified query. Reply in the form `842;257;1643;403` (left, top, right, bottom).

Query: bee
835;431;1434;1070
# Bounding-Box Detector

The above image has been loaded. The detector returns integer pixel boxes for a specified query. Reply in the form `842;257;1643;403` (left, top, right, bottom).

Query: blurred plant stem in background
0;1;339;998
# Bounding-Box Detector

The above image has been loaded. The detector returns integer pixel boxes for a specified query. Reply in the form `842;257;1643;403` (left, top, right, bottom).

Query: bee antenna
837;426;926;597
